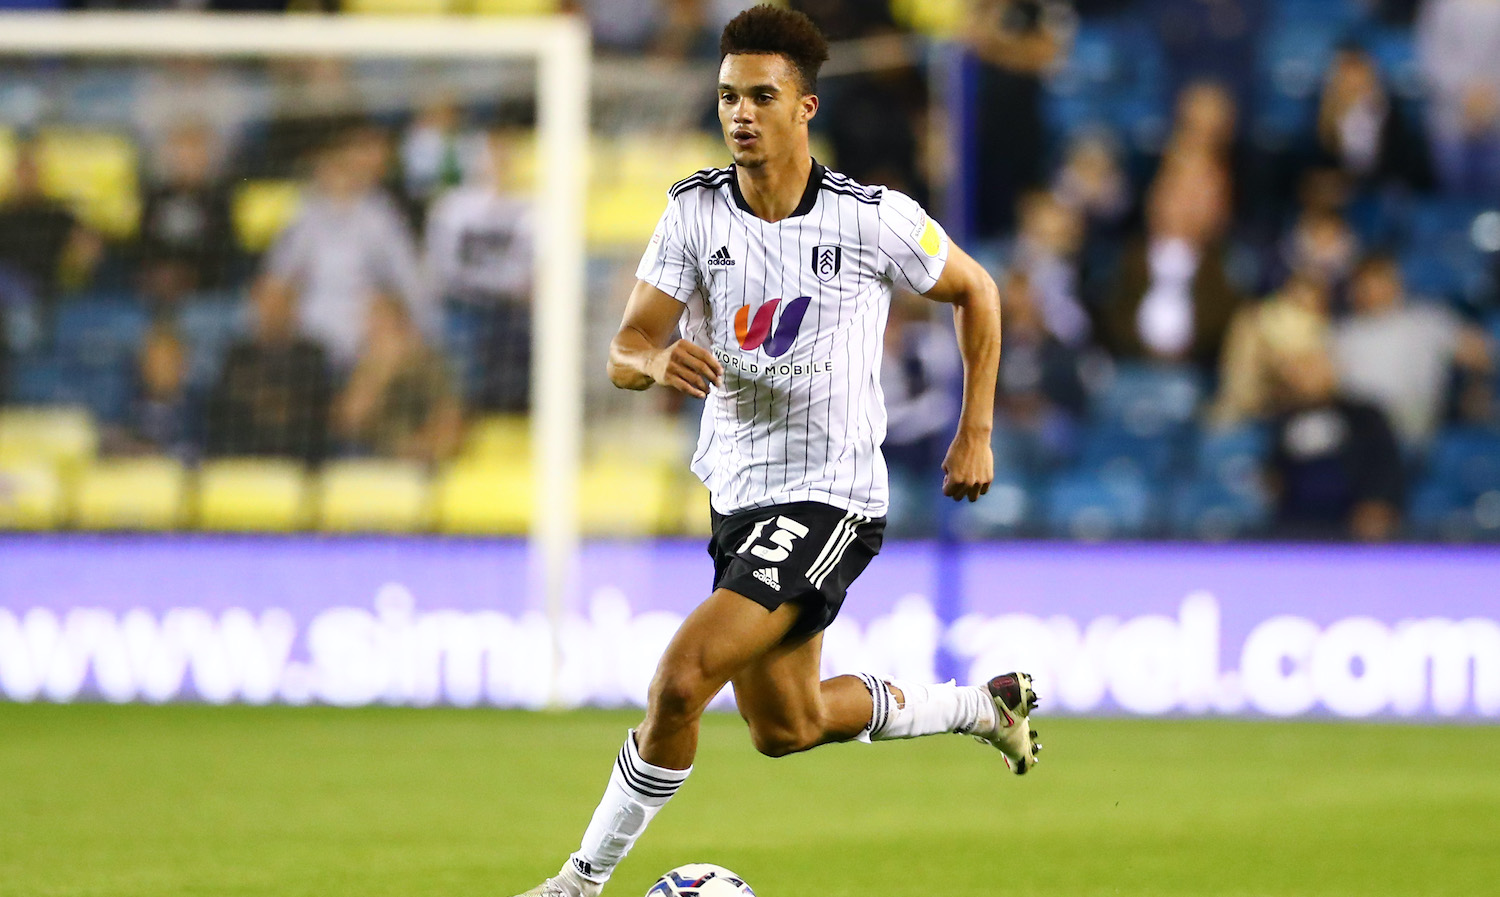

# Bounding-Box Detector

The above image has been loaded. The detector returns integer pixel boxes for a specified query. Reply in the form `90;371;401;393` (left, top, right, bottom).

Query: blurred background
3;0;1500;544
0;0;1497;720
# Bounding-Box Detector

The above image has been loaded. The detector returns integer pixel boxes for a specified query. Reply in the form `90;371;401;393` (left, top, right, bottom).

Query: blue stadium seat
1044;471;1154;540
176;295;246;387
1426;427;1500;500
1093;362;1205;434
1363;27;1422;100
1407;478;1469;538
1400;250;1468;305
1407;198;1491;250
1169;478;1270;541
52;295;149;366
8;353;131;424
1195;424;1271;492
1261;24;1344;101
1269;0;1366;28
953;473;1037;539
1054;25;1121;94
1078;422;1181;481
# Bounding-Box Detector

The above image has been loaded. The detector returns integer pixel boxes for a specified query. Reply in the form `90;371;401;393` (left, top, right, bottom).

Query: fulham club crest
812;244;842;283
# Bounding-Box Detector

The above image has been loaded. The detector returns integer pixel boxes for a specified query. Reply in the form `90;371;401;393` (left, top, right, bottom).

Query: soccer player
515;8;1039;896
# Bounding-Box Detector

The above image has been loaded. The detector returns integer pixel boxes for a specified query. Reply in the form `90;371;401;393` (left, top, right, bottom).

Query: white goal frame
0;13;590;675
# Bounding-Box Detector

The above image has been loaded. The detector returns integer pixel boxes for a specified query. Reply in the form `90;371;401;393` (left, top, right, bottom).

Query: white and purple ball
645;864;756;897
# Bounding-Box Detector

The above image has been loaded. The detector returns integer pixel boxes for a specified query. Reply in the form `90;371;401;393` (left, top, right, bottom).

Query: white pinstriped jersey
636;161;951;517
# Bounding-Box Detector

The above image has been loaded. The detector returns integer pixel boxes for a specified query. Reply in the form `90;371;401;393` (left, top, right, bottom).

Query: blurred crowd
1;0;1499;542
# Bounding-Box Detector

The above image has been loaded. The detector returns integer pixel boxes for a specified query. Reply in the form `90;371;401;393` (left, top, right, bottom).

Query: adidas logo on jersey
752;567;781;591
708;245;736;267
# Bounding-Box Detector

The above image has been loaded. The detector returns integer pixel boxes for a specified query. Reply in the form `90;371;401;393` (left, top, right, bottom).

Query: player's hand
941;429;993;503
649;339;723;399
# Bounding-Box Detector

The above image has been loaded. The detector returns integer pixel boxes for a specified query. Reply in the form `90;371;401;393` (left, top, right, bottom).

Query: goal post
0;12;590;670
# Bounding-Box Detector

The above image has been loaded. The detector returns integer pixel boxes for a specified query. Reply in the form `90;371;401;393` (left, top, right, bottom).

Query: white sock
855;674;996;741
567;730;690;884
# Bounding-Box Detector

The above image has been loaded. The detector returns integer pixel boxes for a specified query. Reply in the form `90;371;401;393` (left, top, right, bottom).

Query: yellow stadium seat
579;459;673;536
890;0;962;36
587;133;724;248
0;407;98;472
232;180;303;253
676;478;713;537
0;462;66;530
343;0;447;13
36;129;141;239
471;0;559;13
436;460;531;534
462;415;530;464
197;459;311;532
318;460;433;533
73;457;188;531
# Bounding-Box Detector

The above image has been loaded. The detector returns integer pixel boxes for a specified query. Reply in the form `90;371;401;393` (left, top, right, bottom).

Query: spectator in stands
334;294;462;465
820;35;930;200
111;322;199;462
882;292;962;480
965;0;1074;239
401;97;480;208
1100;149;1244;370
1331;253;1493;448
1159;80;1276;232
1314;46;1433;195
1210;270;1332;428
1010;190;1091;347
256;123;430;369
1267;346;1405;542
136;123;236;309
205;279;332;464
996;268;1090;424
0;141;103;312
1052;132;1131;236
1416;0;1500;199
425;126;536;411
880;292;961;532
1146;0;1263;116
1276;206;1359;294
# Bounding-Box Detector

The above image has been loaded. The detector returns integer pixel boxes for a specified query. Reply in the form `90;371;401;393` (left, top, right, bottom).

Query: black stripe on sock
622;738;689;786
615;755;679;800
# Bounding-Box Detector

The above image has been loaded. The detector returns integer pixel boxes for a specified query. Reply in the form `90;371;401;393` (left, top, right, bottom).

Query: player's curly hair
719;5;831;95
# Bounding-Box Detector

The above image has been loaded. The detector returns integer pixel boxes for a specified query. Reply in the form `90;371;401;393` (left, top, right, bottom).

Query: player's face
717;53;817;169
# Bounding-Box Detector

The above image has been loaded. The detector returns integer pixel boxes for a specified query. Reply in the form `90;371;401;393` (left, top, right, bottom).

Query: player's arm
922;243;1002;502
607;279;724;398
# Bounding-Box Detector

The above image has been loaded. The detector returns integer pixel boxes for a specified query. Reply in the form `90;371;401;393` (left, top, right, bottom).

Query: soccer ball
644;864;756;897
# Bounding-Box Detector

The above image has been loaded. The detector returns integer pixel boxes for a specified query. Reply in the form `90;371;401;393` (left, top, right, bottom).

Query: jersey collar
728;159;826;220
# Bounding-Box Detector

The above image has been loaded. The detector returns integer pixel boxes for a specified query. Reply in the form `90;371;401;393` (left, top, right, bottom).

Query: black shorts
708;501;886;640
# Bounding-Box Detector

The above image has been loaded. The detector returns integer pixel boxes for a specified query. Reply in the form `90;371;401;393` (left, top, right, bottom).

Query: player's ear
800;93;819;124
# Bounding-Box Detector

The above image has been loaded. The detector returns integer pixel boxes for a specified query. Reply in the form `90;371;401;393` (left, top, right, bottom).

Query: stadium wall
1;537;1497;721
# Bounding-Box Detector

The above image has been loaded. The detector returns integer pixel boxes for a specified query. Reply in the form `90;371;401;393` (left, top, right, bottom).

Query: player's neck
733;153;814;223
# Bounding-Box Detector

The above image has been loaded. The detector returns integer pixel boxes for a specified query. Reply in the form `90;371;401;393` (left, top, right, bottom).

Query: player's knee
648;667;711;722
748;721;820;758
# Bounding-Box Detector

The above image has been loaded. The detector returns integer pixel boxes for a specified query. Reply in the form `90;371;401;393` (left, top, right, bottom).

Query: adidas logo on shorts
753;567;781;591
708;245;736;267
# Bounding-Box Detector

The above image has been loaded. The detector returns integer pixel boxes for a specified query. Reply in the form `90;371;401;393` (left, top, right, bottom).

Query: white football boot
972;672;1042;774
512;861;603;897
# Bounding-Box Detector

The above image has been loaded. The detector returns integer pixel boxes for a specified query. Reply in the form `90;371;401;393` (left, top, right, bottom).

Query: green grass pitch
1;704;1497;897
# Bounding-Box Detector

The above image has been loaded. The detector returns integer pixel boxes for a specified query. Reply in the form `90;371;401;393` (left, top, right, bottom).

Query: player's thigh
730;631;825;730
651;587;803;709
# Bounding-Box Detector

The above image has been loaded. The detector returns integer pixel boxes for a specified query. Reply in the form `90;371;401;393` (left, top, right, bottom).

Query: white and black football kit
636;161;951;635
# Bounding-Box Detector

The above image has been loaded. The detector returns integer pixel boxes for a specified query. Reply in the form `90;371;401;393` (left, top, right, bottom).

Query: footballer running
515;7;1039;896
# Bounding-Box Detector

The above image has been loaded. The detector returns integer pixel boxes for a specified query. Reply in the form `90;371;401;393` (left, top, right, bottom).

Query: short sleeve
878;189;950;295
635;198;700;303
265;216;313;282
